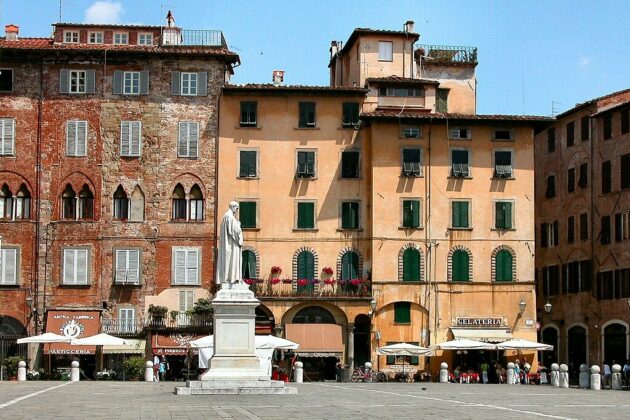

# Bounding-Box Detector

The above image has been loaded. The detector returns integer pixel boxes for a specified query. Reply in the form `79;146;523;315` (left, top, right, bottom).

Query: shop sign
454;317;504;327
45;310;100;355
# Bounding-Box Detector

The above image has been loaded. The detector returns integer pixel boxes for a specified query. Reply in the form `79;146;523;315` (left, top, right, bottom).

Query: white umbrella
431;338;496;350
71;333;130;346
189;335;299;350
376;342;430;356
17;332;71;344
496;338;553;351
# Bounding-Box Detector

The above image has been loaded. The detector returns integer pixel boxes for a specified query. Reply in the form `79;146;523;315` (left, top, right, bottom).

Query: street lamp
544;301;552;313
369;298;377;316
519;299;527;314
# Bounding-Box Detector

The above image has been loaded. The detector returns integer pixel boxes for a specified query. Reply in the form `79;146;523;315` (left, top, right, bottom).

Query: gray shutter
85;69;96;94
120;122;130;156
197;72;208;96
113;70;123;94
189;123;199;157
174;250;186;284
140;70;150;94
187;250;199;284
178;123;188;157
66;121;77;156
2;120;14;155
127;250;139;284
178;290;187;311
171;71;181;95
63;249;74;284
59;69;69;93
77;121;87;156
2;249;17;284
115;250;127;283
131;121;141;156
76;249;88;284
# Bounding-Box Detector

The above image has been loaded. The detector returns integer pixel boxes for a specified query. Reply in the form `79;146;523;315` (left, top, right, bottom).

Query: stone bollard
294;361;303;383
70;361;80;382
579;364;590;389
439;362;449;383
590;365;601;390
559;364;569;388
17;361;26;381
506;362;515;384
612;364;622;390
550;363;560;387
145;361;154;382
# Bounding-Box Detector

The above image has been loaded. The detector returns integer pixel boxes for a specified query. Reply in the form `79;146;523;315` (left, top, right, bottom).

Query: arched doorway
567;325;587;376
541;326;559;368
354;315;371;367
0;316;27;368
255;305;275;335
603;322;627;365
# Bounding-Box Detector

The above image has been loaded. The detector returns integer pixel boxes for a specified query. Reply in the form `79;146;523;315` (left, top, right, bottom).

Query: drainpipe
33;58;44;335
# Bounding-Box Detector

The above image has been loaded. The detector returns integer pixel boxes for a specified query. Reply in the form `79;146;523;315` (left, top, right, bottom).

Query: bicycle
351;365;377;382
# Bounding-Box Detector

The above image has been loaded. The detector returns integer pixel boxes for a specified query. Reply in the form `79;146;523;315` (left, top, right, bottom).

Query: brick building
0;18;238;374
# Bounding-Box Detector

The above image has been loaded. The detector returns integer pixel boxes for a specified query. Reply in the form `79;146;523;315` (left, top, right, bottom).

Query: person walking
603;362;612;389
152;353;160;382
480;360;489;384
623;359;630;386
159;356;167;382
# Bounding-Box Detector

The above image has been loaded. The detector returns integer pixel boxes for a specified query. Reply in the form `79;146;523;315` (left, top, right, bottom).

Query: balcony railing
146;313;212;330
179;29;227;48
101;318;144;335
416;44;478;64
245;278;372;299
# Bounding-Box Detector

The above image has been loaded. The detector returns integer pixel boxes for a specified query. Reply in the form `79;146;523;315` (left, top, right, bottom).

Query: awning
44;310;100;355
451;328;512;343
152;333;204;355
103;339;146;354
285;323;343;357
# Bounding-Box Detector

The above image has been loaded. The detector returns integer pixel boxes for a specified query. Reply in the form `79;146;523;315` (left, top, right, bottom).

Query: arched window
0;185;13;219
402;248;421;281
129;185;145;222
77;184;93;219
189;184;203;221
341;251;359;291
15;184;30;220
242;249;257;280
297;251;315;293
495;249;513;282
451;249;470;282
293;306;335;324
61;184;76;219
171;184;186;220
113;185;128;220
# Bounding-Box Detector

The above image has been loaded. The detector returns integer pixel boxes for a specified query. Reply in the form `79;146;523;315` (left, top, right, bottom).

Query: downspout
426;118;435;345
213;69;224;295
33;58;44;334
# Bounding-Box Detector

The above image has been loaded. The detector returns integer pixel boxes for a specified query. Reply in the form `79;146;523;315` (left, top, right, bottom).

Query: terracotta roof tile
365;76;440;85
223;84;368;95
338;28;420;57
53;22;162;29
555;88;630;118
361;111;553;123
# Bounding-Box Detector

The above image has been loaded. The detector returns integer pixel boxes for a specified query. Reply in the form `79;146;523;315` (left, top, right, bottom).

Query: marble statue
216;201;243;285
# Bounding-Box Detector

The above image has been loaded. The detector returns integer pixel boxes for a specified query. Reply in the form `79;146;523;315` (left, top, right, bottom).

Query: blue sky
3;0;628;116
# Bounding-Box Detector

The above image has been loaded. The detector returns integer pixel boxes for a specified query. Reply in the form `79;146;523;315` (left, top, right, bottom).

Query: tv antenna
551;101;563;117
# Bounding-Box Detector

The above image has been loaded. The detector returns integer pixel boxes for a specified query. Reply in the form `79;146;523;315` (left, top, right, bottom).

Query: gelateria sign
454;317;504;327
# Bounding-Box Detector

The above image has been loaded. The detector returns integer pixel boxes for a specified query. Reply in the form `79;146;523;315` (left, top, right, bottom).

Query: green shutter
240;151;256;177
452;201;469;228
496;202;512;229
306;152;315;176
341;251;358;281
342;102;359;127
242;250;256;279
403;248;420;281
239;201;256;228
504;202;512;229
411;200;420;227
402;201;412;227
386;341;396;365
394;302;411;323
342;202;359;229
495;250;512;282
452;250;469;282
297;202;314;229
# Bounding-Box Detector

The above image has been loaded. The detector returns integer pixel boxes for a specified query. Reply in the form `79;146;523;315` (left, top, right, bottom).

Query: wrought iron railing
146;313;212;329
416;44;478;64
101;318;144;335
178;29;227;48
245;278;372;298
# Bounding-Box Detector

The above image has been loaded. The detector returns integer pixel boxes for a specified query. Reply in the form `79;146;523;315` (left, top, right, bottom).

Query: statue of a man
216;201;243;285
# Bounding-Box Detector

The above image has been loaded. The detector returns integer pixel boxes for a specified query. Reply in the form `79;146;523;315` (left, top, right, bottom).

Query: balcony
145;313;212;331
416;44;478;65
101;318;144;336
246;278;372;300
161;29;227;49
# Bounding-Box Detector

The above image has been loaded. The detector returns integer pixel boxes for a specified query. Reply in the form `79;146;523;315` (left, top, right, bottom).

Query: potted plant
271;277;281;285
148;304;168;317
2;356;21;380
322;266;334;276
271;266;282;276
123;356;146;380
170;310;179;320
192;298;213;315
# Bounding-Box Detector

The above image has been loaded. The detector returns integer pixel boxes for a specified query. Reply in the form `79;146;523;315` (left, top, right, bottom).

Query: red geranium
324;278;336;285
244;278;255;285
271;266;282;275
271;278;281;285
297;279;308;286
322;267;334;275
350;278;362;286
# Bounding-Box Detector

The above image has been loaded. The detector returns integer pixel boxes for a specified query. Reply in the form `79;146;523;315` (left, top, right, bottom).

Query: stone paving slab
0;381;628;419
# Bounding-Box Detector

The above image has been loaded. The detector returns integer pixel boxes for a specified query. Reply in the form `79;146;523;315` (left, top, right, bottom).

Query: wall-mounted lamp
25;296;33;308
519;299;527;314
544;301;552;313
374;330;381;341
369;298;377;316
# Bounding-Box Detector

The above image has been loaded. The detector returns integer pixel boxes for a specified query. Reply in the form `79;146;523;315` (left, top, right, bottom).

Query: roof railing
416;44;478;64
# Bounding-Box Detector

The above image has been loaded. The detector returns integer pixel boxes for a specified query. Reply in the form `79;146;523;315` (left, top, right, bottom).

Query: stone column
439;362;449;383
612;364;622;390
559;364;569;388
145;361;154;382
17;361;26;381
506;362;515;384
550;363;560;387
590;365;601;390
346;323;355;371
70;360;80;382
578;364;590;388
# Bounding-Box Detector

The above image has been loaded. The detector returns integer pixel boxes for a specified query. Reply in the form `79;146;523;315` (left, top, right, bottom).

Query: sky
2;0;628;116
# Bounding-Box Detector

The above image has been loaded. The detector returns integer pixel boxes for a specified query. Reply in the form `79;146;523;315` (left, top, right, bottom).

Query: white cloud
578;55;594;69
84;1;123;24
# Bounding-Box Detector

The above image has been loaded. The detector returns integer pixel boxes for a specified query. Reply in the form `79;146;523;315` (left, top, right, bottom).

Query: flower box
271;278;281;285
323;278;336;285
350;279;362;286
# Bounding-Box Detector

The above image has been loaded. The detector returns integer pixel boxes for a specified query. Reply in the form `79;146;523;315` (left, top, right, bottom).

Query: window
62;248;89;285
603;114;612;140
113;186;129;220
581;116;590;141
178;122;199;158
240;102;257;127
451;250;470;282
129;186;144;222
379;87;424;97
61;185;76;219
402;199;421;228
340;251;360;291
171;184;186;220
615;211;630;242
596;269;630;301
242;250;257;279
172;247;200;285
115;249;140;284
239;201;257;229
341;151;360;178
0;185;12;219
495;201;513;229
113;32;129;45
179;290;195;312
123;71;140;95
562;260;592;293
69;70;86;93
567;215;575;243
342;102;359;128
542;265;560;296
567;168;575;193
138;33;153;45
449;127;471;140
0;248;17;285
602;161;612;194
566;121;575;147
541;221;559;247
180;72;198;96
0;118;15;155
120;121;141;157
296;251;315;293
64;31;79;43
394;302;411;324
77;185;94;220
189;185;204;221
88;32;103;44
296;150;316;178
601;215;611;245
239;150;258;178
580;213;588;241
494;150;513;178
493;128;513;141
341;201;360;229
450;149;470;177
14;185;30;220
401;126;421;138
296;201;315;229
495;250;513;282
402;248;421;281
436;89;448;113
66;121;87;156
298;102;316;127
0;69;14;92
621;154;630;190
547;128;556;152
451;200;470;229
545;175;556;198
578;163;588;188
60;69;95;94
385;341;420;365
170;184;202;222
378;41;393;61
118;308;136;333
622;109;630;135
402;148;422;176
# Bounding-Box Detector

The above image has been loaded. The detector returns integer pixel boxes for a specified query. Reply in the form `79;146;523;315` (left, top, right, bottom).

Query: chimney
5;24;19;41
330;41;338;59
404;20;415;33
272;70;284;86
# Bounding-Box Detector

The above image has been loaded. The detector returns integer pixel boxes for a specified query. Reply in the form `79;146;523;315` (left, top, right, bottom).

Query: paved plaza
1;381;629;419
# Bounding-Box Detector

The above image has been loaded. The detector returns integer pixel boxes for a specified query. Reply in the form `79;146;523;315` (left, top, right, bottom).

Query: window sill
400;174;424;178
0;154;16;158
491;228;516;232
393;322;411;325
237;176;260;180
491;139;515;142
57;219;96;223
399;226;423;230
337;228;363;232
176;156;199;160
295;176;318;181
448;176;473;180
293;228;319;232
113;282;141;287
111;220;144;224
294;126;320;130
120;155;141;159
339;176;361;180
0;284;20;288
242;227;260;231
59;284;91;288
448;227;473;231
400;136;424;140
448;138;472;141
340;125;360;130
492;177;515;181
170;220;206;223
237;124;261;129
170;283;202;287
